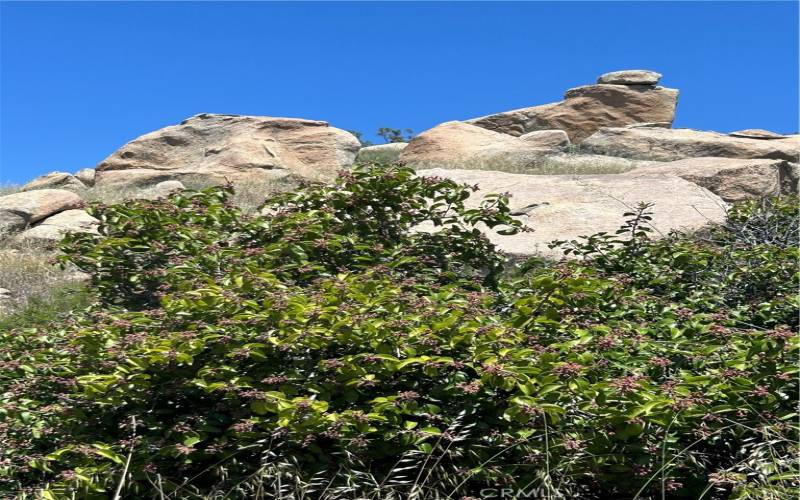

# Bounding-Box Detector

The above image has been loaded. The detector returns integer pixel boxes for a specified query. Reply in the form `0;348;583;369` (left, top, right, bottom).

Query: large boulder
94;113;362;189
629;157;795;202
466;72;678;142
399;121;551;171
582;127;800;162
21;172;86;192
416;168;727;259
15;209;99;246
0;189;84;235
356;143;408;163
74;168;96;187
519;130;570;149
597;69;662;86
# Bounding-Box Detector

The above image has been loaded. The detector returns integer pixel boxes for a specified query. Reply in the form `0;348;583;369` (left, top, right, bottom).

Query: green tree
377;127;414;143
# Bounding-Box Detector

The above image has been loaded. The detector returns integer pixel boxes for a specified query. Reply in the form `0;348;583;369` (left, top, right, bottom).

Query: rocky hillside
0;70;797;499
1;69;797;255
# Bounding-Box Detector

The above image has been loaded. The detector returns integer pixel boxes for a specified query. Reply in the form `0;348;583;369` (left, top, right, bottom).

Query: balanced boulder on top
466;69;678;142
597;69;662;86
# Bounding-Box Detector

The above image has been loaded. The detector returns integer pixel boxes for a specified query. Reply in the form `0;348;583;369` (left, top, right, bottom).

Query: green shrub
0;167;796;499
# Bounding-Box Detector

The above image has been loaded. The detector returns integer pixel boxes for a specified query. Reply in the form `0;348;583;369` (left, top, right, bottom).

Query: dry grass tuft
0;183;23;197
406;152;645;176
179;175;301;213
0;241;87;315
80;175;300;213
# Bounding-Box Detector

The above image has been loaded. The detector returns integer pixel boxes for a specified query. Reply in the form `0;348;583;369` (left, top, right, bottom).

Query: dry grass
0;183;23;196
406;152;645;176
0;241;87;315
356;148;405;164
80;175;300;213
179;175;300;213
81;183;147;205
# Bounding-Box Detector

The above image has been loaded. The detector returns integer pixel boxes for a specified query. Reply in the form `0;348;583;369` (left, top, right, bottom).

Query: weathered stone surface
519;130;570;149
597;70;662;86
467;84;678;142
93;169;186;189
629;157;794;202
22;172;86;192
15;209;99;245
75;168;96;186
728;129;787;140
399;121;551;170
0;211;27;236
143;180;186;199
356;143;408;163
582;127;800;162
416;168;727;259
625;122;672;129
0;189;84;227
95;113;361;189
784;162;800;194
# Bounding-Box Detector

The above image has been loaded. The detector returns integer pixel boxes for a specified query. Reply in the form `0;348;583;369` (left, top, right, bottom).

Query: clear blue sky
1;1;798;184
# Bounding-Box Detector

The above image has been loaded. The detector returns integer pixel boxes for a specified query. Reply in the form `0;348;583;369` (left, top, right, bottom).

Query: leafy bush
0;167;796;499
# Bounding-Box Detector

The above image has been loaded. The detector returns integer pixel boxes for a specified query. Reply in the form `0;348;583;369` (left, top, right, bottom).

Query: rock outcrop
3;69;792;256
15;209;99;246
582;127;800;162
399;121;552;170
94;114;361;189
416;168;727;259
0;189;84;235
466;70;678;142
22;172;86;192
629;157;795;202
356;143;408;163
